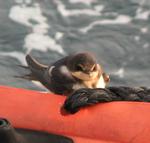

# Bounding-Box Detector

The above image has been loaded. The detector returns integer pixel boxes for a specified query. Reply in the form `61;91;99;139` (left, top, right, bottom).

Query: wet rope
64;86;150;113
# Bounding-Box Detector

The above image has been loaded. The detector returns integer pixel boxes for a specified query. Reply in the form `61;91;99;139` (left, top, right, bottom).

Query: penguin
20;52;110;95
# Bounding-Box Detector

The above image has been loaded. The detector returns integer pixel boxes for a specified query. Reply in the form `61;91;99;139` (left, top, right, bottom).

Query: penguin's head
68;52;101;81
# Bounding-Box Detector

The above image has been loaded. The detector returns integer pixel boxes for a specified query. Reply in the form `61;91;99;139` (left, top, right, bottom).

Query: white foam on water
69;0;97;6
143;43;149;49
112;68;125;78
9;5;35;27
94;5;104;12
24;33;64;54
0;51;26;65
55;32;64;40
141;27;148;33
135;7;150;20
80;15;132;33
134;36;140;41
54;0;102;17
9;1;65;55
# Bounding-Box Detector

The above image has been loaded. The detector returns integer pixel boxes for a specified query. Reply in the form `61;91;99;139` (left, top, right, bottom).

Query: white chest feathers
73;75;106;90
96;75;106;88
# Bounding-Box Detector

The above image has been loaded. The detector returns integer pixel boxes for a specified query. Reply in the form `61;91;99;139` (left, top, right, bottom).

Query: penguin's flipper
26;54;48;71
25;55;48;79
25;55;51;89
14;73;37;81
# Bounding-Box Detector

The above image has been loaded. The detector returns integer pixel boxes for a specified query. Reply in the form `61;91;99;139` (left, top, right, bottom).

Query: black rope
63;86;150;114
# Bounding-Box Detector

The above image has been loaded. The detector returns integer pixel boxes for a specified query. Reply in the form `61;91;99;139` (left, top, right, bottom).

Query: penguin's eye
76;65;83;71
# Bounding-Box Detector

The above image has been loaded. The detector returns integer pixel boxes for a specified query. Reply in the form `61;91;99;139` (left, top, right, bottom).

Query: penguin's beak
71;70;98;81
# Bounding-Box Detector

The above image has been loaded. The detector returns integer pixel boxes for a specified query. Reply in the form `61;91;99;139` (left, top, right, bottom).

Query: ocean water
0;0;150;91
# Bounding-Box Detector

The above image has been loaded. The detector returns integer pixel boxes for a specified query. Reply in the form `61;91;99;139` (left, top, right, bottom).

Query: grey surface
0;0;150;91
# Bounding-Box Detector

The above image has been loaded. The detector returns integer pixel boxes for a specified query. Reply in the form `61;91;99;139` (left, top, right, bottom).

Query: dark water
0;0;150;91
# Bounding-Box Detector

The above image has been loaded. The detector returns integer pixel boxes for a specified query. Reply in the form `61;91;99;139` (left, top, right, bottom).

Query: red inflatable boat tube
0;85;150;143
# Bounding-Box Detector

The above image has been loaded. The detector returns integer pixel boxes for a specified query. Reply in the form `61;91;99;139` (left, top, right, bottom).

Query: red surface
0;85;150;143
